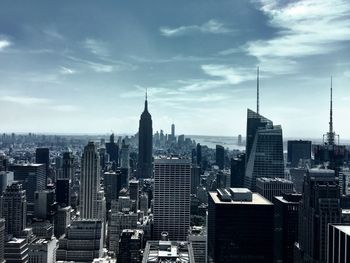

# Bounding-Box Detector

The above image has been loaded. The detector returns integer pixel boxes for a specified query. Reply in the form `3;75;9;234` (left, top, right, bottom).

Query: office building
106;133;119;166
191;165;201;194
103;171;122;211
129;180;139;212
28;238;58;263
196;144;202;168
4;238;28;263
256;177;294;202
34;190;56;221
215;145;225;170
142;238;195;263
188;226;207;263
60;151;74;180
56;220;103;262
298;169;341;262
208;188;274;262
230;153;245;188
80;142;105;220
54;206;71;238
327;224;350;263
137;93;153;179
1;182;27;237
30;221;53;239
0;171;13;194
287;140;311;167
244;109;284;191
35;148;50;177
55;178;70;207
153;157;191;241
287;168;306;193
9;164;46;204
273;193;301;263
0;219;4;263
120;140;130;184
117;229;143;263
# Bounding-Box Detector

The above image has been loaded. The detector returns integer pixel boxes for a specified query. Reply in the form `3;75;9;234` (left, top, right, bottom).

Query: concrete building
34;190;56;221
1;182;27;237
187;226;207;263
80;142;105;220
103;171;122;211
4;238;29;263
28;238;58;263
56;220;103;262
153;157;191;241
0;171;13;194
208;188;274;263
142;238;195;263
327;224;350;263
256;177;294;202
54;206;71;238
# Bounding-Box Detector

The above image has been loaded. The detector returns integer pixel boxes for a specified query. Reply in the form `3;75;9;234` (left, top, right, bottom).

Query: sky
0;0;349;138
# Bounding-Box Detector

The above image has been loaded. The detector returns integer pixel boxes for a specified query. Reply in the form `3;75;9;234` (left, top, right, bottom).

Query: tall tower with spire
138;91;153;179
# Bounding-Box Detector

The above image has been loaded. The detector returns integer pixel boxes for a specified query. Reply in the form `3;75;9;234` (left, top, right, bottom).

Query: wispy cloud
50;104;80;112
43;27;64;40
246;0;350;72
60;66;76;75
0;95;50;105
0;38;11;51
160;19;232;37
201;64;256;84
84;38;109;57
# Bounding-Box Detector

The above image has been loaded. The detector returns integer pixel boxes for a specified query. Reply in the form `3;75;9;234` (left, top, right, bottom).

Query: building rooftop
209;188;272;205
333;225;350;236
257;177;293;184
142;240;194;263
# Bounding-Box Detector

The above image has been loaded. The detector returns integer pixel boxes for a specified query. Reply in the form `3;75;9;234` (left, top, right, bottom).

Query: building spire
144;87;148;111
257;66;260;114
327;76;335;145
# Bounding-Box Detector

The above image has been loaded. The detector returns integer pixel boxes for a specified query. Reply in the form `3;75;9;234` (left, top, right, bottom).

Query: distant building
190;165;201;195
196;144;202;168
0;219;4;263
297;169;341;262
35;148;50;178
273;193;302;263
1;182;27;237
56;220;103;262
117;229;143;263
56;178;70;207
34;189;56;221
256;177;294;202
327;224;350;262
142;238;195;263
153;157;191;241
188;226;207;263
106;133;119;167
0;171;13;194
208;188;274;262
215;145;225;170
103;171;122;211
287;140;311;167
129;180;139;212
54;206;71;238
137;94;153;179
287;168;306;193
230;153;245;188
245;109;284;191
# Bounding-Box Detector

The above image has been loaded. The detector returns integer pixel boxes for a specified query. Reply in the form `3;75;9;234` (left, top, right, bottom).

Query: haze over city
0;0;349;137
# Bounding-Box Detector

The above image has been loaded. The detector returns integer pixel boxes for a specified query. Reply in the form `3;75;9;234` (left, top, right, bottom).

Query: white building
153;157;191;241
28;238;58;263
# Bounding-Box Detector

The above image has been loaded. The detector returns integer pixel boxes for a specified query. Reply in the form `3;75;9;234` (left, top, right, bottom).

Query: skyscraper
256;177;294;202
207;188;274;262
153;157;191;241
137;93;153;179
1;182;27;237
80;141;105;220
287;140;312;167
106;133;119;167
327;224;350;262
35;147;50;178
244;109;284;191
297;169;341;262
0;219;4;263
215;145;225;170
230;153;245;187
61;150;74;180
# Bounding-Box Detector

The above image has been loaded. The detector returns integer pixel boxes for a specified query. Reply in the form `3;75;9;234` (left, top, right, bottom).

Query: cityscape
1;1;350;263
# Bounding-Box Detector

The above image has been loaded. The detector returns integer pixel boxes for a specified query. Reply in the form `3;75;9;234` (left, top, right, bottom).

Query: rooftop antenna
145;87;148;101
326;76;336;145
257;66;260;114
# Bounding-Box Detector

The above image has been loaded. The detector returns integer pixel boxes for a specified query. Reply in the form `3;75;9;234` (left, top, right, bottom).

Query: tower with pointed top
137;92;153;179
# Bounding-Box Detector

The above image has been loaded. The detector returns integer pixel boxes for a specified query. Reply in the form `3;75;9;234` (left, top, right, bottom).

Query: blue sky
0;0;349;138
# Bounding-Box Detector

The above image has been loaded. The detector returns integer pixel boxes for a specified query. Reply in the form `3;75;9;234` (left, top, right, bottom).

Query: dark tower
137;91;153;179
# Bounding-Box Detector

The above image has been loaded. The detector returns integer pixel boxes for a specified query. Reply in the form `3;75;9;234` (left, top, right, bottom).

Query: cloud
0;39;11;51
43;27;64;40
246;0;350;72
201;64;256;84
84;38;109;57
0;96;51;105
160;19;232;37
60;66;76;75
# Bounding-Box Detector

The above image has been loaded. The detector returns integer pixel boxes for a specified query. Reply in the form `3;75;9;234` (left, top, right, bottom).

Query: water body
187;135;245;151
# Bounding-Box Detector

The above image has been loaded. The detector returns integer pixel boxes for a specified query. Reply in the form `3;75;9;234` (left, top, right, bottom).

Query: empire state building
138;93;153;179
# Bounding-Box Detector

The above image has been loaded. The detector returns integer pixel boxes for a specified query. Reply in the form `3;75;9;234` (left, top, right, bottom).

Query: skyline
0;0;350;137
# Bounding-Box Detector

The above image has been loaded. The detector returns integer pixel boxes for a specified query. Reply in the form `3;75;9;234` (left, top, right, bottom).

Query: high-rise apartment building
137;94;153;179
1;182;27;237
153;157;191;241
208;188;274;263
